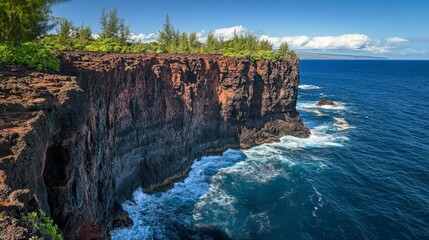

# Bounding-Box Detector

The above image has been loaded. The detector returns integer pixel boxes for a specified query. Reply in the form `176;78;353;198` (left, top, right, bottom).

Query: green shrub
0;43;60;71
20;210;62;240
0;214;3;233
84;38;127;52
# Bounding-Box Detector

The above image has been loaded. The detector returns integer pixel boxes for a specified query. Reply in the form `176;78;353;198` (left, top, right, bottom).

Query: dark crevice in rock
43;146;71;227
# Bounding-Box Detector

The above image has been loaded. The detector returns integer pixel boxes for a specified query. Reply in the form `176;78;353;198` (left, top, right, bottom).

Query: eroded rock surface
0;53;309;239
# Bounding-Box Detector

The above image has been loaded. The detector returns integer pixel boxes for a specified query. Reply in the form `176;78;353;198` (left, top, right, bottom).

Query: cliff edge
0;53;309;239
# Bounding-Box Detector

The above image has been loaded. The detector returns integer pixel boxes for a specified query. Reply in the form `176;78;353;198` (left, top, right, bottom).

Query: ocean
111;60;429;240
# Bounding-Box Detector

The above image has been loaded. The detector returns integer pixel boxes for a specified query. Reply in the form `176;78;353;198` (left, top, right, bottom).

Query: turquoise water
111;60;429;240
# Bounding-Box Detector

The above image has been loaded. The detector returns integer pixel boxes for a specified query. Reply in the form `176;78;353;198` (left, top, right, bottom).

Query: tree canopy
0;0;70;45
158;15;180;52
99;7;130;42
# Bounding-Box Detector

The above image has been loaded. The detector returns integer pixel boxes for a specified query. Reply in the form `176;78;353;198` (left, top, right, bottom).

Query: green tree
119;19;130;43
231;30;240;49
178;32;189;53
73;23;92;50
0;0;70;45
158;15;178;52
77;24;92;42
106;7;120;38
243;33;258;51
171;28;180;52
277;42;290;57
202;32;218;53
258;39;273;51
188;32;200;53
58;18;73;44
99;7;129;41
99;7;108;38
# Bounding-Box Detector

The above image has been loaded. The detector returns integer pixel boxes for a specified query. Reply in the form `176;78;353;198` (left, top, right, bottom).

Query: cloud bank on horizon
127;25;424;57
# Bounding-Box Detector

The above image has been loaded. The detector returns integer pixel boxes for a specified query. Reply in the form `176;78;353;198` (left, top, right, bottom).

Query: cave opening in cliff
43;146;71;224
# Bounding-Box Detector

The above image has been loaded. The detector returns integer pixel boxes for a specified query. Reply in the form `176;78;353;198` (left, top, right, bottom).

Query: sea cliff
0;53;309;239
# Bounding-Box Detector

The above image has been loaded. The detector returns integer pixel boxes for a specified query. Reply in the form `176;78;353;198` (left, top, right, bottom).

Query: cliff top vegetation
0;2;295;71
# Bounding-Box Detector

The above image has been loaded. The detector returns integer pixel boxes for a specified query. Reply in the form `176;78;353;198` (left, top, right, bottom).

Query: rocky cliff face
0;53;309;239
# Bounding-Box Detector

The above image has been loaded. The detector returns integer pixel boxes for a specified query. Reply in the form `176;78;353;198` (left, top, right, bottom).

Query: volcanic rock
0;53;309;238
316;99;339;107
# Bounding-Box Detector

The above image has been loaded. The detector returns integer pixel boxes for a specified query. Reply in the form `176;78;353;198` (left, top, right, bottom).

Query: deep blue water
112;60;429;240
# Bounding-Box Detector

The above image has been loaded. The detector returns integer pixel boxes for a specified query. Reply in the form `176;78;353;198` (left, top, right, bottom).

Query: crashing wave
299;84;322;90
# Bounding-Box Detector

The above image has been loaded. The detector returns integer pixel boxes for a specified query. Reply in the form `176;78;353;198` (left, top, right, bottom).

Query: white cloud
259;35;310;48
305;34;370;50
385;37;408;44
213;25;247;39
129;32;158;43
260;33;391;54
197;25;247;42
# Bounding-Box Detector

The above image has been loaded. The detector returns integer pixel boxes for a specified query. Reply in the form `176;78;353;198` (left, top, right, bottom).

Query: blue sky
52;0;429;59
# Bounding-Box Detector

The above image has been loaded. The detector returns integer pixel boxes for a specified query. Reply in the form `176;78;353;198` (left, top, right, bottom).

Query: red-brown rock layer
0;53;309;239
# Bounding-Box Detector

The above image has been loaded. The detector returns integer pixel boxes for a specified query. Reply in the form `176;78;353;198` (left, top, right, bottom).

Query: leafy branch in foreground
0;0;70;46
20;210;62;240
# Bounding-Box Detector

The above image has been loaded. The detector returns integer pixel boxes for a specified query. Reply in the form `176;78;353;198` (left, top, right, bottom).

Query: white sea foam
299;84;322;90
279;124;349;149
311;187;325;218
333;117;356;131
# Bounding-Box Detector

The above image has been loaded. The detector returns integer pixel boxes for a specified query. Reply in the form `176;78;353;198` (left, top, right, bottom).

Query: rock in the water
316;99;339;107
107;202;133;231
